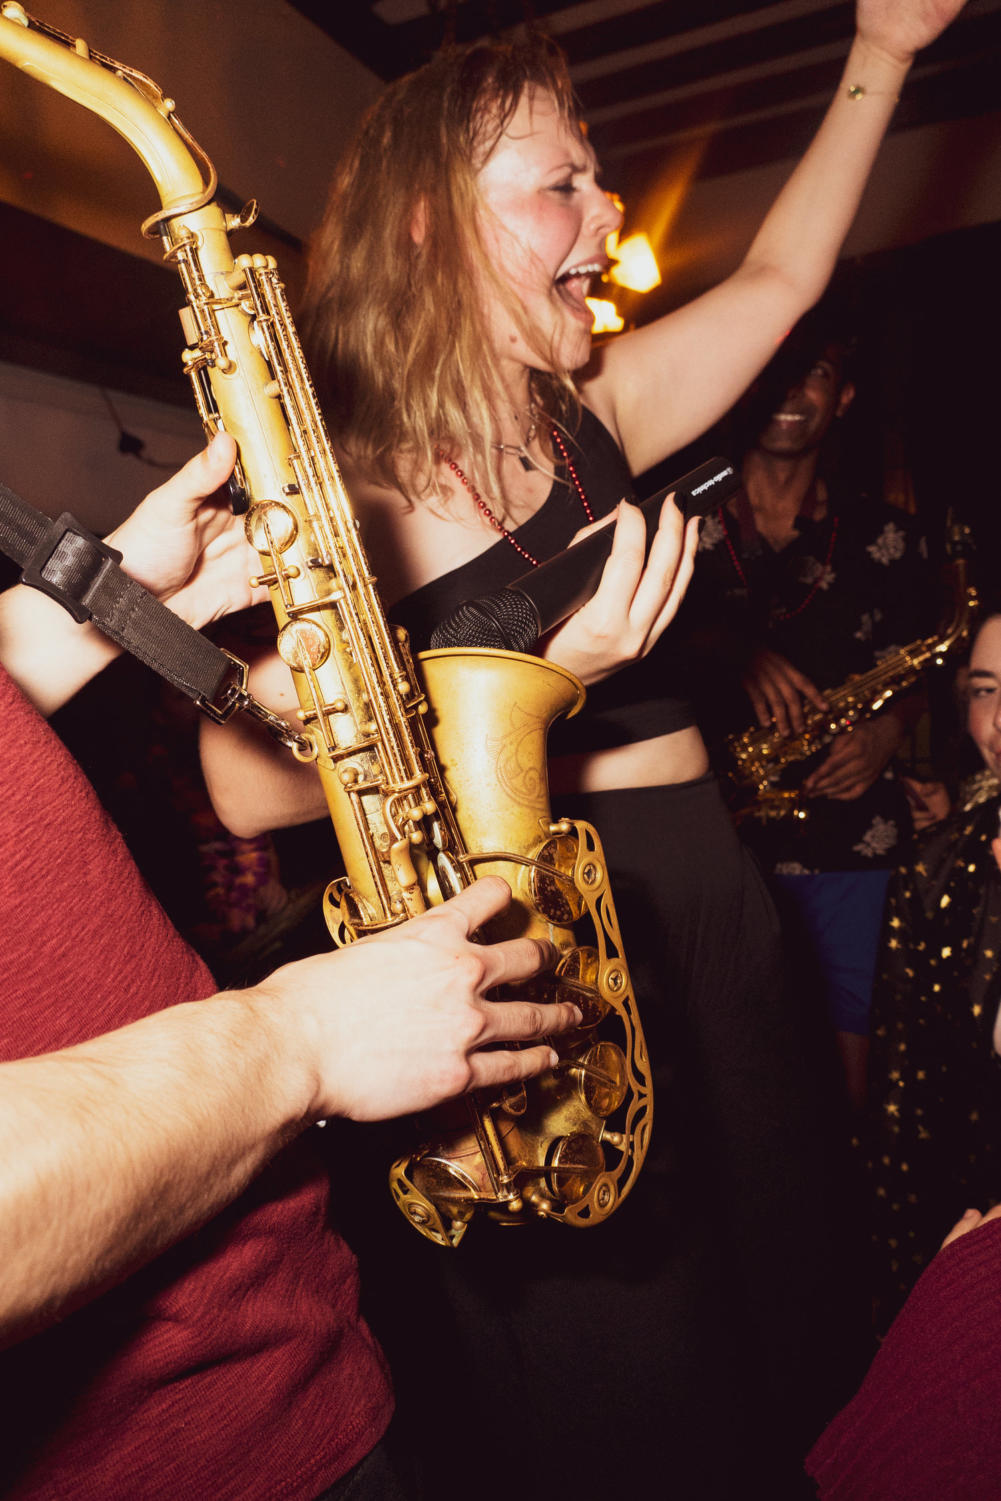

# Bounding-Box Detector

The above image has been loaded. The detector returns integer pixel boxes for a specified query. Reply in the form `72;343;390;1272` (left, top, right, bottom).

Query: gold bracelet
846;82;901;103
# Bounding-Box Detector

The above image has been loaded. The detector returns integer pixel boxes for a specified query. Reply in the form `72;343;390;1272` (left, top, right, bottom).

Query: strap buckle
199;648;311;754
196;648;251;724
20;513;123;624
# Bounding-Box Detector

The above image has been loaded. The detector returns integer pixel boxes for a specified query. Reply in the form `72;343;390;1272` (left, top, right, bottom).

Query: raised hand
856;0;969;65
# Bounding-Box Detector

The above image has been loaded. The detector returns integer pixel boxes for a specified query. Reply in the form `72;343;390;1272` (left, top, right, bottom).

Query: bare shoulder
577;274;790;475
577;315;689;467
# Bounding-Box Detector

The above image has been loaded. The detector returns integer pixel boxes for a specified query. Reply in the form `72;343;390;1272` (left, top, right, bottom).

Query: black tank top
389;407;695;756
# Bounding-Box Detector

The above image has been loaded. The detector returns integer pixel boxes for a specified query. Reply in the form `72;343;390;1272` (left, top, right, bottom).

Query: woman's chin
551;318;594;372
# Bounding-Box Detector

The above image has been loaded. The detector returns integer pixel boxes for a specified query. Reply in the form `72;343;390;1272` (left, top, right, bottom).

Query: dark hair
725;297;860;461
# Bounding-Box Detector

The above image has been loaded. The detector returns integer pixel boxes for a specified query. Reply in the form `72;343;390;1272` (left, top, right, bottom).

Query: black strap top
389;407;695;756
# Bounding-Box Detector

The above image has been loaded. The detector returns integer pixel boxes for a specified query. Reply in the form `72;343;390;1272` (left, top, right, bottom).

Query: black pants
315;1431;415;1501
329;776;865;1500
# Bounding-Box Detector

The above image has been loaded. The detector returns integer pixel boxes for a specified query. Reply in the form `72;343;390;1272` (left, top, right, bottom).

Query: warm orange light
607;231;661;294
587;297;625;334
629;139;707;288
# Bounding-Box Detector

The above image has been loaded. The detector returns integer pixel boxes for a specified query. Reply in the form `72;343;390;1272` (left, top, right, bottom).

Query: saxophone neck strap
0;480;302;747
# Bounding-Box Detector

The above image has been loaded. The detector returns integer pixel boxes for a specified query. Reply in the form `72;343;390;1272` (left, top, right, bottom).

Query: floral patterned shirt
684;489;933;873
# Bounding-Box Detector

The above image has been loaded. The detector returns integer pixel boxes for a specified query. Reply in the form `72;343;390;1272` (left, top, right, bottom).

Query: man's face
753;343;855;458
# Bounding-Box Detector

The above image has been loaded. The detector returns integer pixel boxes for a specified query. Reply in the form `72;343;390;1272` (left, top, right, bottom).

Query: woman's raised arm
584;0;968;475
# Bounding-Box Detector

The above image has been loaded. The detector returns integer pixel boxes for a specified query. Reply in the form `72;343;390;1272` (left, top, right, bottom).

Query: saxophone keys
245;499;298;552
520;1187;554;1217
433;851;465;900
224;200;259;234
497;1082;528;1116
571;1042;629;1118
544;1132;605;1205
530;832;583;922
278;619;331;671
548;947;604;1026
388;839;425;913
249;569;298;591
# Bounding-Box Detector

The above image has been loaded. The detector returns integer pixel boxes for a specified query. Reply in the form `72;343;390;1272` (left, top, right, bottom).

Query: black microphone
429;456;739;653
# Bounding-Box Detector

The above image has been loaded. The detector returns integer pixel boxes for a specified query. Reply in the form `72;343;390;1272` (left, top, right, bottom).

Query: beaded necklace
718;502;840;623
437;427;594;568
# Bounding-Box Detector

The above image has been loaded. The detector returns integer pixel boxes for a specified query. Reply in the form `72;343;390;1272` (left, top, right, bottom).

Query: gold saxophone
726;522;978;822
0;5;652;1247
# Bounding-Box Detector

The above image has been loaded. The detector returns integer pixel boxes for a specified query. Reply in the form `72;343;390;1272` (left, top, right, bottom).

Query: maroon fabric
807;1215;1001;1499
0;666;392;1499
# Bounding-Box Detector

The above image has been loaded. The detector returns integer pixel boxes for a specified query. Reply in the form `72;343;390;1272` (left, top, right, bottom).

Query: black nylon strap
0;480;244;717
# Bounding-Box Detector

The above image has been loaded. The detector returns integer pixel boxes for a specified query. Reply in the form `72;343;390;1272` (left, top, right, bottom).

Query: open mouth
771;411;808;426
555;260;606;314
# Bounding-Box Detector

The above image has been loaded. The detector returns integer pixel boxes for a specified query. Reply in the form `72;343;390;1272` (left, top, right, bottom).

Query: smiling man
687;307;933;1105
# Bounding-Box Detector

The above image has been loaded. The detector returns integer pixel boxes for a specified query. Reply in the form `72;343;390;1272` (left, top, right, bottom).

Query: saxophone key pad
246;500;298;553
545;1132;605;1205
278;619;331;671
530;832;584;922
576;1041;628;1118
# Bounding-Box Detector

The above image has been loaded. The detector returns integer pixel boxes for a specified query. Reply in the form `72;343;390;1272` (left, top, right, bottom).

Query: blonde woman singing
202;4;966;1493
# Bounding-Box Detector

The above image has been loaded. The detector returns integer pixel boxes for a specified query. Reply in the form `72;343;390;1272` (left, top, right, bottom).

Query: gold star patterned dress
867;774;1001;1330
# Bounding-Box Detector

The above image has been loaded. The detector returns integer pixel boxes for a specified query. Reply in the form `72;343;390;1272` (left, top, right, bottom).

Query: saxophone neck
0;4;214;223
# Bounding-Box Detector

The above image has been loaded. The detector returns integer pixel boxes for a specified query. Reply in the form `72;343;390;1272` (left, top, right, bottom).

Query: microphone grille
429;590;540;652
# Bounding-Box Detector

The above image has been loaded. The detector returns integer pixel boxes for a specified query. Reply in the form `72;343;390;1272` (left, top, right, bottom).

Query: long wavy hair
301;36;584;501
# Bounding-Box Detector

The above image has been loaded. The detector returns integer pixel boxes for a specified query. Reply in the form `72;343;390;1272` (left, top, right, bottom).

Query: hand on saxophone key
0;434;267;719
256;875;579;1125
106;432;268;629
741;646;828;737
803;711;906;800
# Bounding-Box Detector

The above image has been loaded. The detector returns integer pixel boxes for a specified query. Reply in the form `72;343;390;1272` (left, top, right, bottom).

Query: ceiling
290;0;1001;209
2;0;999;411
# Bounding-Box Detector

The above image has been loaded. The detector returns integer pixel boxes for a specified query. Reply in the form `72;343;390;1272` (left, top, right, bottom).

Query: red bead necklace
437;428;594;569
718;504;840;622
550;429;595;525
